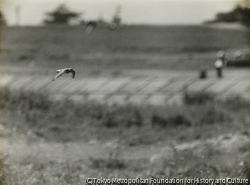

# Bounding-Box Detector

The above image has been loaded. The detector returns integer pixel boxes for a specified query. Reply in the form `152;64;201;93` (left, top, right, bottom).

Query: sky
2;0;239;26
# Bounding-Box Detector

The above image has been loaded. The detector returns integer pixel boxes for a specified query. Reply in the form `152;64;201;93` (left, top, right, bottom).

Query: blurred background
1;0;250;76
1;0;250;184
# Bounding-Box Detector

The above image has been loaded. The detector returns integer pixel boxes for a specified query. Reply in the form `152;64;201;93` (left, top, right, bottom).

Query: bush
99;105;143;128
190;104;230;125
220;95;250;111
151;114;169;128
151;113;192;128
183;91;215;105
88;151;126;169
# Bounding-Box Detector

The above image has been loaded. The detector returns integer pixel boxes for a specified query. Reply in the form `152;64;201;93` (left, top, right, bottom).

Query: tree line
43;4;121;28
206;1;250;26
1;1;249;26
0;3;121;27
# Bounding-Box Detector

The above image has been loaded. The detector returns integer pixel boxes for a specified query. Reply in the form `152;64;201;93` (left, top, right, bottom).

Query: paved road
1;70;249;105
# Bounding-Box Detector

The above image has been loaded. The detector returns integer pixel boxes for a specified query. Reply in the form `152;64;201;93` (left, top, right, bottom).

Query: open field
1;25;250;77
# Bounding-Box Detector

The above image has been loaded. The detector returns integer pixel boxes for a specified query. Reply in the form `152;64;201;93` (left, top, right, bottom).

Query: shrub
151;113;192;128
183;91;215;105
88;151;126;169
220;95;250;111
126;110;143;127
193;104;230;125
151;114;169;128
168;114;192;126
100;105;143;128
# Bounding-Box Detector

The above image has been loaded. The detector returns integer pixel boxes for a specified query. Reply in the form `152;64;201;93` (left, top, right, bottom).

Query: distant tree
233;5;250;25
207;0;250;26
43;4;81;25
109;5;122;30
215;6;250;24
0;12;7;26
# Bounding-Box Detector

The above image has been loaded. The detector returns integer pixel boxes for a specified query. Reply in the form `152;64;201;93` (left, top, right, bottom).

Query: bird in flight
52;68;75;81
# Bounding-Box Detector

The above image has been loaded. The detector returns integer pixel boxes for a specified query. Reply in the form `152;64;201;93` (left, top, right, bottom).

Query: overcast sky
2;0;238;26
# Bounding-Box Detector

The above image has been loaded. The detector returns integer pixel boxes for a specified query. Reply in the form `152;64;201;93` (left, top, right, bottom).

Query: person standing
215;51;225;78
199;66;208;79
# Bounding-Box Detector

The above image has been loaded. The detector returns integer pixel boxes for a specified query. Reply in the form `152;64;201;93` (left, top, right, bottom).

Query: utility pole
15;5;20;26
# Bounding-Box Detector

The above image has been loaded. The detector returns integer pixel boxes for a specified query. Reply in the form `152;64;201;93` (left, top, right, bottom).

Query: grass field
1;88;250;184
1;25;249;77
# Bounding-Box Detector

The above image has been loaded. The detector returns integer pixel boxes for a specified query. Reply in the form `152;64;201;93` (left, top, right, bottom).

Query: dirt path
1;68;249;105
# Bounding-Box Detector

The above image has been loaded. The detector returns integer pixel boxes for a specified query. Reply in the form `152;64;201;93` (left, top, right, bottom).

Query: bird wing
70;69;75;79
53;70;65;81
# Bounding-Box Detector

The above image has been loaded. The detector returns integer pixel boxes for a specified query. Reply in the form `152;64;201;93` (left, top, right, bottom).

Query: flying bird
52;68;75;81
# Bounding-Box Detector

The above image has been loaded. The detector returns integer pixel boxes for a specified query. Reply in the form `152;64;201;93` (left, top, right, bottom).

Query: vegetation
2;88;248;142
1;22;249;184
1;25;249;76
0;11;7;26
183;90;215;105
1;87;249;184
43;4;81;25
109;5;122;30
207;0;250;26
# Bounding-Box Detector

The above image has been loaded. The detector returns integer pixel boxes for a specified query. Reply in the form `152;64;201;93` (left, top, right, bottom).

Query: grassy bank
1;87;249;143
1;88;250;184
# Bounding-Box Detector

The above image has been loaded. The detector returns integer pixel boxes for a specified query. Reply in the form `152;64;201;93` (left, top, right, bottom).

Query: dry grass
1;88;250;184
1;137;249;184
2;88;248;142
